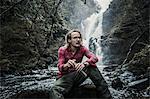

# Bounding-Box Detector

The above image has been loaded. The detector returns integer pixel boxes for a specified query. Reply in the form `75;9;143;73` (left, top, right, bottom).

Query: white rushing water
81;0;112;71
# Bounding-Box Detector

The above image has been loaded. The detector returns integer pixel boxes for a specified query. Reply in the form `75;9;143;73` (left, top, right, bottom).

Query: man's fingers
68;61;75;67
77;65;84;71
68;60;76;67
75;63;84;71
67;63;71;67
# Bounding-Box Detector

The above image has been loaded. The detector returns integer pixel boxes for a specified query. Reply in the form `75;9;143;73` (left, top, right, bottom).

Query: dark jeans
49;66;112;99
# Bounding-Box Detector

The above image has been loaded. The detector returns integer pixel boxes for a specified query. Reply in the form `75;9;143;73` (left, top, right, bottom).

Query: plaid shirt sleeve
57;47;65;72
84;47;98;66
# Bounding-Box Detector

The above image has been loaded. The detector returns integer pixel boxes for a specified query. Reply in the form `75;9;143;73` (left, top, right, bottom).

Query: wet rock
146;87;150;96
103;64;118;72
0;59;13;76
128;78;149;90
11;84;98;99
111;77;124;90
119;71;136;85
11;90;50;99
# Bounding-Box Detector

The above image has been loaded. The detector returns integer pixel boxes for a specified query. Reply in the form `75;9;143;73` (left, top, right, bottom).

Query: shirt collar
66;45;82;52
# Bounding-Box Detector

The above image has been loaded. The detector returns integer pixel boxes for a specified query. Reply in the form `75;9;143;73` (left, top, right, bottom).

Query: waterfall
81;0;112;70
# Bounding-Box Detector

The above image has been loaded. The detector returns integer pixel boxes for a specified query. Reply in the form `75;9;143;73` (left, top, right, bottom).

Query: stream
0;66;149;99
0;69;56;99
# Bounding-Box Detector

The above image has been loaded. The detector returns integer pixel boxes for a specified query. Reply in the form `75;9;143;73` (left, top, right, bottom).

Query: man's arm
57;47;76;72
57;47;66;72
84;47;98;66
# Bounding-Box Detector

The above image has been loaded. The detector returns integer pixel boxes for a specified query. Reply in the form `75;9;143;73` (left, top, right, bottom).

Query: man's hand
67;59;76;67
74;63;85;71
63;59;76;70
75;62;89;71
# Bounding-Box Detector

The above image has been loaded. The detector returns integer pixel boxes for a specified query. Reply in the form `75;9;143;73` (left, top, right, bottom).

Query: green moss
127;45;150;75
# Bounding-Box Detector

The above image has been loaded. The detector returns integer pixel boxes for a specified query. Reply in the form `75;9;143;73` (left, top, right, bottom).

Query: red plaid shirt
57;45;98;77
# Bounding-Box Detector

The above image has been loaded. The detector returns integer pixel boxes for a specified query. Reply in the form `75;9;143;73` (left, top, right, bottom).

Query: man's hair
65;29;82;47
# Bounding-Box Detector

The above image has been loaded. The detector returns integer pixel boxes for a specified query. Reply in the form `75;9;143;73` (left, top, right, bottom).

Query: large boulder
11;84;98;99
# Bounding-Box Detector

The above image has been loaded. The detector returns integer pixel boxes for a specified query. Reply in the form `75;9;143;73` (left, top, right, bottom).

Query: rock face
102;0;149;66
0;0;68;75
101;0;149;97
60;0;98;29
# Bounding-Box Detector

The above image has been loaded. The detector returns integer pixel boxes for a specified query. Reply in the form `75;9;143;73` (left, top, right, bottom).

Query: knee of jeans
51;85;66;93
50;86;55;92
51;85;59;91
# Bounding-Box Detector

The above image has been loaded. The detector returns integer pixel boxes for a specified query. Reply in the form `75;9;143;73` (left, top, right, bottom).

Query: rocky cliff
0;0;68;75
102;0;149;96
102;0;149;66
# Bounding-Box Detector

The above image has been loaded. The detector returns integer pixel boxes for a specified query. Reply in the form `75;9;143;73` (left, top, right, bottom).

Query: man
50;29;112;99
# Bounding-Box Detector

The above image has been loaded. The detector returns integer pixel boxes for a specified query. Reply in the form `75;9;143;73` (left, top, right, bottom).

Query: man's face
69;32;82;48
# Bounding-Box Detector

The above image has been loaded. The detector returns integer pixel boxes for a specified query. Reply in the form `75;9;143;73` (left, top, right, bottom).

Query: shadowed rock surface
102;0;149;65
0;0;68;75
11;85;98;99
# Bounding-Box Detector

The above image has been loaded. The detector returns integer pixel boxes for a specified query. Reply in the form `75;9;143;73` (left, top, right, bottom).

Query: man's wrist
62;64;68;71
